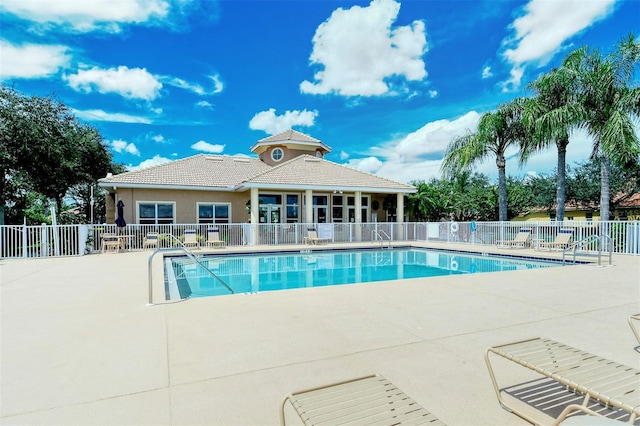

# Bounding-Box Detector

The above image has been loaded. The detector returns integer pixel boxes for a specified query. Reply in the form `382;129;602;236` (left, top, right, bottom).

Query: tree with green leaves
407;179;448;221
0;85;118;224
522;61;584;221
569;34;640;220
441;100;528;221
567;159;640;215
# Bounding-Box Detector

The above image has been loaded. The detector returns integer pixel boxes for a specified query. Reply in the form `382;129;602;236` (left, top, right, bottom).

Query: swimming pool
164;247;562;299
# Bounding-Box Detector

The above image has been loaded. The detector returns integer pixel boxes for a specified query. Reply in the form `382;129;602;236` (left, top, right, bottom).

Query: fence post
79;225;89;255
22;223;28;258
40;223;48;257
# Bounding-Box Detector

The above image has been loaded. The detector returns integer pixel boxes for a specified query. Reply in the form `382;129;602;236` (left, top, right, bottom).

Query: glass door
313;196;328;223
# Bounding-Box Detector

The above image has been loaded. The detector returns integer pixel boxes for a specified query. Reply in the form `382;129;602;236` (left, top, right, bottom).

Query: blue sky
1;0;638;184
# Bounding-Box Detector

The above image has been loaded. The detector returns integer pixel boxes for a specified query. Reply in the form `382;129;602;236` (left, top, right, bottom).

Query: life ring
450;222;459;233
450;259;459;271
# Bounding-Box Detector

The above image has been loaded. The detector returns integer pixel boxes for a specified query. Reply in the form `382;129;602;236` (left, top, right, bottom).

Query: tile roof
245;155;415;192
98;153;416;193
257;129;321;144
98;155;270;189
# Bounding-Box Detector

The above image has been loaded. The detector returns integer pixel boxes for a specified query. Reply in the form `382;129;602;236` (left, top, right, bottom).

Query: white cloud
127;155;172;171
482;66;493;79
346;156;384;174
0;0;171;33
391;111;482;161
191;140;225;153
210;74;224;93
249;108;318;135
0;40;71;80
111;139;140;156
73;108;152;123
66;66;162;100
300;0;427;97
500;0;616;90
151;134;165;143
344;112;597;184
428;90;438;98
340;151;350;160
196;100;214;109
164;73;224;95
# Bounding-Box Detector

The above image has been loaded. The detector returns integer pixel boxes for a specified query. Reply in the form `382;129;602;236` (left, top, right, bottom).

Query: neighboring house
98;130;416;231
513;192;640;222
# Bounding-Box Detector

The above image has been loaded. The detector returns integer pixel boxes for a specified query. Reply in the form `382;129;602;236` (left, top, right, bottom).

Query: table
101;234;134;253
530;238;544;250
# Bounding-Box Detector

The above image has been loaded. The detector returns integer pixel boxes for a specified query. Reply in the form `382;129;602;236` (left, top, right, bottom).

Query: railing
372;229;391;249
1;220;639;259
147;233;233;305
562;235;613;267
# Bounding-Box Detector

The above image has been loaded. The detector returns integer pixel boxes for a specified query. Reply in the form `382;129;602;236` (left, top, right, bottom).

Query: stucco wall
104;188;391;224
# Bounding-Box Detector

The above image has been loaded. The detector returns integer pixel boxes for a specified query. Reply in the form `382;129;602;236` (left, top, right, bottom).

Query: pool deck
1;242;639;425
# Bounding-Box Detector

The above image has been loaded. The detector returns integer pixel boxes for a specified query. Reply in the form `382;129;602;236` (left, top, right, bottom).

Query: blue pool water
164;248;562;299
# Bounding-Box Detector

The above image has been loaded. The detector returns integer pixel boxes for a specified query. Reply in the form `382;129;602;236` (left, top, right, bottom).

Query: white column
250;187;259;245
397;192;404;240
355;191;362;241
305;189;313;226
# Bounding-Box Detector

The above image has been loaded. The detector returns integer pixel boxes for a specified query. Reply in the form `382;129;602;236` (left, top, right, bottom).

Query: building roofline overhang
97;182;238;192
238;183;416;193
249;140;332;153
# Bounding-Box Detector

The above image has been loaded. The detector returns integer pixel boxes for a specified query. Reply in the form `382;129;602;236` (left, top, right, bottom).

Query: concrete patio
1;243;638;425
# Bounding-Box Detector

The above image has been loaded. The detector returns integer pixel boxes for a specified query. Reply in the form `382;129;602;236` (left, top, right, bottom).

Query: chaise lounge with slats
485;337;640;425
280;374;445;425
629;314;640;345
303;228;329;245
496;228;532;248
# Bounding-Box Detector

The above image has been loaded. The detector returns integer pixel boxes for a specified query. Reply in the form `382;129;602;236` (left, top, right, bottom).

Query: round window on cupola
315;150;323;158
271;147;284;162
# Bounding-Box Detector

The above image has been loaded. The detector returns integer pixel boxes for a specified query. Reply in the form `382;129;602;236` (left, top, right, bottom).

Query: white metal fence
1;220;638;259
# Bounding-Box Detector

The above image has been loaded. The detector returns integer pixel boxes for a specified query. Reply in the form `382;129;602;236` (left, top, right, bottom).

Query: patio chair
143;232;159;250
303;228;329;245
279;374;445;426
538;229;573;251
496;228;532;248
629;314;640;344
100;233;120;253
182;229;200;249
485;337;640;425
206;228;227;248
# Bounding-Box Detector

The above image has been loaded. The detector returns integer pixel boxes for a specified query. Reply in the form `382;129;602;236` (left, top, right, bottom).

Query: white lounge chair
485;337;640;425
280;374;444;426
206;228;226;248
629;314;640;344
182;229;200;248
303;228;329;245
538;229;573;251
496;228;532;248
143;232;159;250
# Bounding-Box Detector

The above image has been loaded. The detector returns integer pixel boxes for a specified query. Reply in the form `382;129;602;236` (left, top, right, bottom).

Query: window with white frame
286;195;299;223
198;203;230;224
271;147;284;162
138;202;175;225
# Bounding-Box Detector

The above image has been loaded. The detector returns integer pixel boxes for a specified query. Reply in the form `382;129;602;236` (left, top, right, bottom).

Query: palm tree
521;63;584;222
441;100;527;221
570;34;640;220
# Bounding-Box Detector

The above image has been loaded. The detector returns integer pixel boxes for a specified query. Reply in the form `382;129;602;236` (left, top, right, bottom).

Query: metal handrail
372;229;391;249
562;234;613;267
147;234;233;305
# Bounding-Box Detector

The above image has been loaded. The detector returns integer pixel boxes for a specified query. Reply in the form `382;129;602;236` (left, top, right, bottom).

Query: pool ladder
147;233;233;305
562;235;613;267
372;230;391;249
